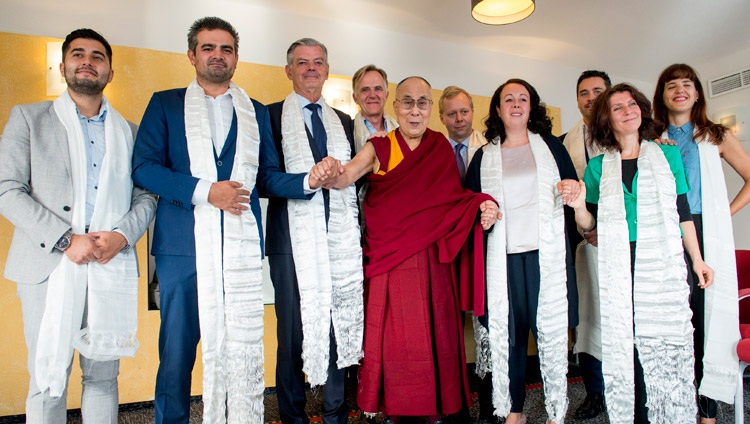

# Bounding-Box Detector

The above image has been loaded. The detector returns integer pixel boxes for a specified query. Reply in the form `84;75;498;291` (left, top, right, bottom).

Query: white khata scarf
353;111;398;153
280;93;364;386
598;142;694;424
37;90;138;397
185;80;264;423
479;133;569;422
660;131;740;402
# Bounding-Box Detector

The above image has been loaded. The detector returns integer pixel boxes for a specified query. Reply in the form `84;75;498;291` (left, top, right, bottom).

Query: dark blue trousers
507;250;540;413
269;254;348;424
154;254;201;424
579;352;604;395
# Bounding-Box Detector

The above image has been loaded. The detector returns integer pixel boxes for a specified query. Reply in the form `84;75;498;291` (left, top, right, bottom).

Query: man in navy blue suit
132;17;315;424
261;38;363;424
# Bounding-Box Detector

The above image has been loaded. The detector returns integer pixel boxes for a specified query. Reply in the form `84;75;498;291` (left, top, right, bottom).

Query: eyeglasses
396;98;432;111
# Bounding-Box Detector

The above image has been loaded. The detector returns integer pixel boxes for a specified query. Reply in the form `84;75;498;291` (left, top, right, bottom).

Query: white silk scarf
37;91;138;397
598;142;695;424
479;133;569;422
280;93;363;386
660;131;740;402
186;80;264;423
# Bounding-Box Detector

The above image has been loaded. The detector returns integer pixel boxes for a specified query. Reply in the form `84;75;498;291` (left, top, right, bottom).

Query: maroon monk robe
358;128;494;416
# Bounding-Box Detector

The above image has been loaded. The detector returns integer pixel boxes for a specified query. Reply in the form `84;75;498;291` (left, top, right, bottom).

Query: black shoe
575;393;606;420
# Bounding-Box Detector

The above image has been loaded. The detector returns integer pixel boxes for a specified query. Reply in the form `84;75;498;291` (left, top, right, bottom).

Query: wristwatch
54;230;74;252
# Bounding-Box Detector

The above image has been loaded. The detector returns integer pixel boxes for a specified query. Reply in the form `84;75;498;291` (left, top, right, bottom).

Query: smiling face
285;45;329;98
440;92;474;142
60;37;113;96
496;83;530;131
662;77;699;116
353;70;388;120
187;29;238;85
394;77;432;140
608;91;642;139
577;76;607;123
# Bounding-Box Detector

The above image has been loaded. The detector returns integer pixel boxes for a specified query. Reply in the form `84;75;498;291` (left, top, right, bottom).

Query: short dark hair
483;78;552;143
62;29;112;65
187;17;239;53
576;70;611;93
589;83;660;152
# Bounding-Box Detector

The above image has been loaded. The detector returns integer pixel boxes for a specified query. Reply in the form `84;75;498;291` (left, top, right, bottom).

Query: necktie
454;143;467;180
305;103;327;157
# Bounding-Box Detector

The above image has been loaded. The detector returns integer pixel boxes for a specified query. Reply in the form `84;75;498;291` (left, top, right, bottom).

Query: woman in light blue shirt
653;63;750;424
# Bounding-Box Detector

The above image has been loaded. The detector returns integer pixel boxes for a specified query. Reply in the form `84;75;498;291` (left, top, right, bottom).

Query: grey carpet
1;376;747;423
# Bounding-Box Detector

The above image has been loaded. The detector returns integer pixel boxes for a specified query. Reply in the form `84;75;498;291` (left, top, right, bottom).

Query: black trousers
506;250;541;413
269;254;348;424
684;215;718;418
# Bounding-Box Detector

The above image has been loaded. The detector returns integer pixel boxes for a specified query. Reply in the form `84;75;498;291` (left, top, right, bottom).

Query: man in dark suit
561;70;611;421
132;17;301;424
0;28;155;423
260;38;362;424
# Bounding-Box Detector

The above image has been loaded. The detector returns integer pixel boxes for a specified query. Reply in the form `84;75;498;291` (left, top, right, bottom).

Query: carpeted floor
1;362;748;423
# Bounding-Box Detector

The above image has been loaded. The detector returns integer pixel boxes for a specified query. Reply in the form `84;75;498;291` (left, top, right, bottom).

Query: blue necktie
455;143;467;180
305;103;327;157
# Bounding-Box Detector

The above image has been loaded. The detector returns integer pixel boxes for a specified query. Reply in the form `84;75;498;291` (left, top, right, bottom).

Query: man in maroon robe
311;76;499;422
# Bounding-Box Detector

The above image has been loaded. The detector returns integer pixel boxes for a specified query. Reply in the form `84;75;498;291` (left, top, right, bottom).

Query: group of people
1;15;749;424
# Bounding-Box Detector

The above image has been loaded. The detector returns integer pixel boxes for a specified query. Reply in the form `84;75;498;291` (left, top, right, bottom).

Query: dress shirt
192;91;235;206
75;105;130;247
296;94;328;194
363;116;390;134
669;122;701;213
448;137;470;170
77;106;106;227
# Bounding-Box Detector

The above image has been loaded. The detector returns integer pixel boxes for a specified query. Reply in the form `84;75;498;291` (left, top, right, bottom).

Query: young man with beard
0;28;155;423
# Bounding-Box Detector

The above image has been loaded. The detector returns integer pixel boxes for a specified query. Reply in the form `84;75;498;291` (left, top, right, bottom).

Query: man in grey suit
0;29;155;423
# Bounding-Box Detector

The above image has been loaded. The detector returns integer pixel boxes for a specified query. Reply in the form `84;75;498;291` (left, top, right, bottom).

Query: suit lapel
48;105;73;181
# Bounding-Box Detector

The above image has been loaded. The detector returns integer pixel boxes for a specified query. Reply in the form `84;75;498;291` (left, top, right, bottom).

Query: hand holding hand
88;231;128;264
208;180;250;216
479;200;502;231
65;233;101;264
557;179;582;206
310;157;342;189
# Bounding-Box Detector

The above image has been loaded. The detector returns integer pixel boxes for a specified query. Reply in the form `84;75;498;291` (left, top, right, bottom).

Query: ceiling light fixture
471;0;535;25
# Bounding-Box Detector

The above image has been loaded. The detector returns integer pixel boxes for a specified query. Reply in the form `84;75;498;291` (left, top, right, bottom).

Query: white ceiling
263;0;750;82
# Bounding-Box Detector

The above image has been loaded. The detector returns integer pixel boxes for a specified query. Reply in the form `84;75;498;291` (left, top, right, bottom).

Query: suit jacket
0;100;156;285
132;88;283;257
261;99;355;255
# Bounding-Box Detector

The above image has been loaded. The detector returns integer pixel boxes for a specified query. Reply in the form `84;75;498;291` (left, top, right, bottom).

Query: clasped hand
310;157;343;189
556;179;583;206
479;200;502;230
65;231;127;265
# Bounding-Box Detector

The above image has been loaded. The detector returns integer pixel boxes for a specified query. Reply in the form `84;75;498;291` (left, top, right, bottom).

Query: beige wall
0;31;560;416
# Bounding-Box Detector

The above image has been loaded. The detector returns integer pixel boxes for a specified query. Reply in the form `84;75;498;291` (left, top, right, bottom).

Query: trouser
506;250;540;413
579;352;604;395
153;255;201;424
685;215;717;418
269;254;348;424
18;280;119;424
